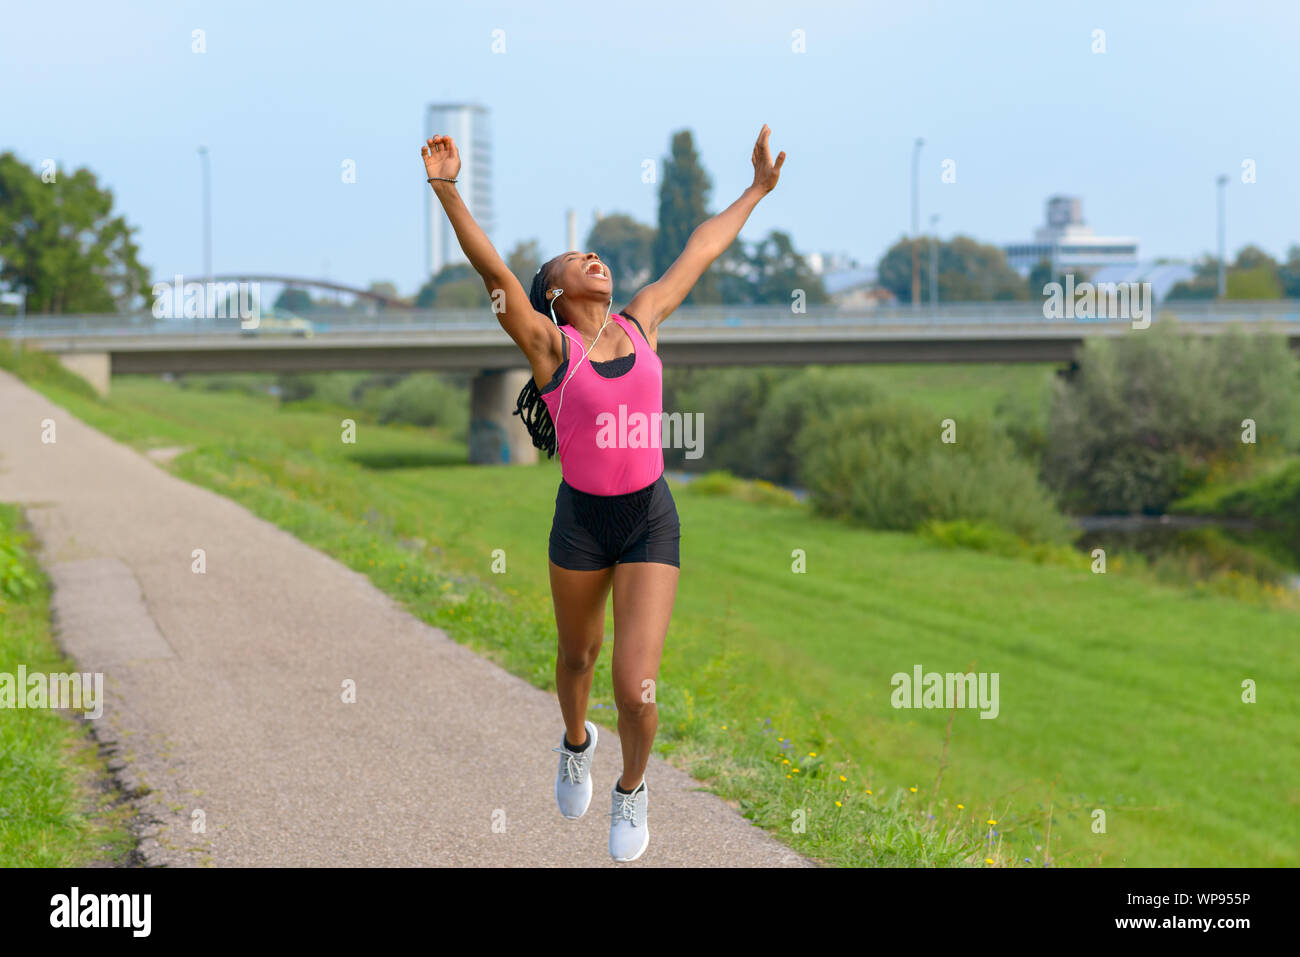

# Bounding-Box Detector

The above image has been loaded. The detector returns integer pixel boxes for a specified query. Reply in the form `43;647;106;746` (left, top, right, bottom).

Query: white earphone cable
549;288;615;428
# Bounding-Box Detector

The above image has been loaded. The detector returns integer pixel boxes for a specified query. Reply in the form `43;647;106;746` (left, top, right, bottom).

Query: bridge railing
2;300;1298;339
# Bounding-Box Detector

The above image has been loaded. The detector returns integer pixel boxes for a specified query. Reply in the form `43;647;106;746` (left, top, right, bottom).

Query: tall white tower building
1003;196;1138;276
426;103;493;279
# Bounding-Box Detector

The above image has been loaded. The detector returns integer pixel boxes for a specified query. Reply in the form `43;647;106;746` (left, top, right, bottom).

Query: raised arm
625;124;785;339
422;136;557;367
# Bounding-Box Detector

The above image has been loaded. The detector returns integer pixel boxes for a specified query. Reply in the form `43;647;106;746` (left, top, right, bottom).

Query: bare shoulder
622;288;665;347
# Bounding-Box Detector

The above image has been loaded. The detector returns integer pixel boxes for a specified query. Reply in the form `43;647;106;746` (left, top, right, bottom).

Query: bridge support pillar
469;369;538;465
57;352;111;396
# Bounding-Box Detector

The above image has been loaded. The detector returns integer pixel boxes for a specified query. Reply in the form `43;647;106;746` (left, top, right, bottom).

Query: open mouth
585;262;608;279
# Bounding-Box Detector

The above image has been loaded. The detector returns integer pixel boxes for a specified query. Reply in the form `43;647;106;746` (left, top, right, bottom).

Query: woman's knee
613;681;656;717
556;635;601;674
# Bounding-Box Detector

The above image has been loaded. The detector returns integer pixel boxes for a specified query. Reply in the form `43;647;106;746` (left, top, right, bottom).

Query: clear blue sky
3;0;1297;295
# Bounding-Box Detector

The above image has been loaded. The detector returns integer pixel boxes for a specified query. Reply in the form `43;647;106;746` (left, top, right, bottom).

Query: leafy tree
750;230;828;306
1165;274;1217;300
1226;266;1284;299
506;240;541;290
432;278;490;308
339;281;402;314
1279;245;1300;299
0;151;149;313
1169;246;1287;300
653;130;716;305
878;234;1028;303
1025;257;1083;298
1227;245;1283;299
710;236;756;305
1042;322;1300;513
1027;257;1055;297
415;262;488;308
586;214;655;304
274;287;315;315
1191;253;1221;280
366;280;400;308
1233;244;1278;272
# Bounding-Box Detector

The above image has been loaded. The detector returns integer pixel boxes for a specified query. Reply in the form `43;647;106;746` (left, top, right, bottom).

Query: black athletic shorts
549;473;680;571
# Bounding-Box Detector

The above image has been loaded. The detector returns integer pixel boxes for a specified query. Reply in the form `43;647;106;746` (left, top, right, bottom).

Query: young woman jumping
421;125;785;862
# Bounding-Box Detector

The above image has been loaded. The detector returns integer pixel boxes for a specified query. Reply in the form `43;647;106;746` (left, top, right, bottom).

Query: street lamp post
929;213;940;310
199;147;212;280
911;137;924;310
1216;174;1228;299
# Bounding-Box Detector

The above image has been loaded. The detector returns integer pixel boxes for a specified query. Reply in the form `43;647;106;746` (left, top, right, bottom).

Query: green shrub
684;469;801;507
919;518;1025;555
1172;458;1300;529
268;372;468;438
375;373;468;437
1225;266;1284;300
992;390;1049;465
306;372;372;408
662;366;796;476
752;367;881;486
919;519;1085;567
1042;322;1300;514
798;401;1072;543
274;372;317;402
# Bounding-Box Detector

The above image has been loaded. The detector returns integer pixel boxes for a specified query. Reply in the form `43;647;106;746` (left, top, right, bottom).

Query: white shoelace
552;745;589;784
611;789;640;826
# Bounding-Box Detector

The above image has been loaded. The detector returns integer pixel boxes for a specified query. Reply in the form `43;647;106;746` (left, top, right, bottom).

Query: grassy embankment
3;347;1296;867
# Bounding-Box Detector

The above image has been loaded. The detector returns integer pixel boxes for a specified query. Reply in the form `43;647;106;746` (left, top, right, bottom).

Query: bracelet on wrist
428;176;457;184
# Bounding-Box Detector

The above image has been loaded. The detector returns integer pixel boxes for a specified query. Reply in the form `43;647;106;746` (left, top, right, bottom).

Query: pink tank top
539;314;665;496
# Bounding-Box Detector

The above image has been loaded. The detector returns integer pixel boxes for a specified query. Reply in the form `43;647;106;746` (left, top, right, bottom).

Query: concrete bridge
4;302;1297;465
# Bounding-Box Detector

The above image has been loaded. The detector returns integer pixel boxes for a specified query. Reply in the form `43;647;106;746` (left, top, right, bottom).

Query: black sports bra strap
622;311;650;345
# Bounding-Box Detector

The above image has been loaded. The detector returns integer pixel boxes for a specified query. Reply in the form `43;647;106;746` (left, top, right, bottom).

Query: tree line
5;143;1300;315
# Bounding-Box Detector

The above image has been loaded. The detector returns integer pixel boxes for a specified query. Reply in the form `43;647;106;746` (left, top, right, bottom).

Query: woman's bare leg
609;561;680;790
549;561;614;747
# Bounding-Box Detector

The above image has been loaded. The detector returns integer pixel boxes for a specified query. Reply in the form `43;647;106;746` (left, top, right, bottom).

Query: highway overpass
4;302;1297;464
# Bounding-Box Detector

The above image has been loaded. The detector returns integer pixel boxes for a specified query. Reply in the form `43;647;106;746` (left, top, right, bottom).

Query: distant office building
1004;196;1138;275
426;103;493;279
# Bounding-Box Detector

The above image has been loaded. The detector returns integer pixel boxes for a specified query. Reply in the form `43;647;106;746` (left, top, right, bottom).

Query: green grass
0;504;134;866
846;362;1059;422
6;356;1297;867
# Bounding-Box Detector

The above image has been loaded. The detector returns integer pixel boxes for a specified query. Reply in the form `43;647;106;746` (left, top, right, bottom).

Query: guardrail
2;301;1298;339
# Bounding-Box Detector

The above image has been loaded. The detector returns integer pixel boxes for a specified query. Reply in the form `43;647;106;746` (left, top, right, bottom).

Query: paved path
0;370;813;867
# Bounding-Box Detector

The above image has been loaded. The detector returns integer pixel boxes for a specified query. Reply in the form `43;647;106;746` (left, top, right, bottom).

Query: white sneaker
608;780;649;862
552;721;597;819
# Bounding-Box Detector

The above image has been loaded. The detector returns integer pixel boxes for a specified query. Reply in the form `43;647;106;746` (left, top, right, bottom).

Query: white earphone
548;286;614;427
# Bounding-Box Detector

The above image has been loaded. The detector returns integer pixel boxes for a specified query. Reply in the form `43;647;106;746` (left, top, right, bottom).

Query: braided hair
513;255;567;457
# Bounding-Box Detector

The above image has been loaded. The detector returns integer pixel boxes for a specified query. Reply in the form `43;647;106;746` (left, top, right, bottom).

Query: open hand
751;124;785;194
422;135;461;182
